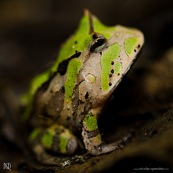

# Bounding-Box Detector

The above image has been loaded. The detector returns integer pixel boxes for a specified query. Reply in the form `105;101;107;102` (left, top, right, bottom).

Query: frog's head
77;10;144;107
54;10;144;110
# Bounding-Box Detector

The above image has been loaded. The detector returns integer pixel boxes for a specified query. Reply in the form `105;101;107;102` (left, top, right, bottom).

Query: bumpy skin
23;10;144;157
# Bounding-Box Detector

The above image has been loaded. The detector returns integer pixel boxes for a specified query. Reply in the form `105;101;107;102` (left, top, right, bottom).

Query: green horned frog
21;10;144;159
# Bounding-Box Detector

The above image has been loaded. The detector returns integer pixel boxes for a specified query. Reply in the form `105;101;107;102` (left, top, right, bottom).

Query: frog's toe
65;137;78;155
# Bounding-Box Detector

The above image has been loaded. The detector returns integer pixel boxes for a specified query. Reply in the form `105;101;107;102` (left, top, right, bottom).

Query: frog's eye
90;34;106;53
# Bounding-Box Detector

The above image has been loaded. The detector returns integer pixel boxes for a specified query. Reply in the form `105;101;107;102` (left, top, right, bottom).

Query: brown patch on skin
70;87;81;126
52;134;60;152
86;129;100;139
33;88;65;125
46;89;64;118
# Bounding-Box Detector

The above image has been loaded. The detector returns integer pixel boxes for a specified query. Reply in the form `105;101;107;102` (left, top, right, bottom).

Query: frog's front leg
29;124;78;157
82;113;119;155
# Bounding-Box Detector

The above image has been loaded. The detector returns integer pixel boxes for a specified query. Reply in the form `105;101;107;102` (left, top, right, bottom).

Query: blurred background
0;0;173;172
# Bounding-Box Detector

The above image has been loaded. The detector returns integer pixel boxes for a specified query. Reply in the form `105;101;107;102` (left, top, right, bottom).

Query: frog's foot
29;124;78;156
87;135;132;155
82;114;131;155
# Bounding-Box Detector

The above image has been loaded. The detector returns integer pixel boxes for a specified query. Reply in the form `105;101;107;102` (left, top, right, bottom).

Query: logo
3;163;11;171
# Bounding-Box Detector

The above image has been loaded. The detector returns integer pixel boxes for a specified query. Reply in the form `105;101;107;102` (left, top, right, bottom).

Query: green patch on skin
83;114;98;131
101;43;120;90
114;62;121;75
29;128;41;141
93;15;116;39
59;135;68;153
125;37;138;56
65;58;82;102
41;131;54;148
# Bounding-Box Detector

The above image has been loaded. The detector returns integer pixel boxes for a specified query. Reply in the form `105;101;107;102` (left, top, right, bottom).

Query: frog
21;10;144;160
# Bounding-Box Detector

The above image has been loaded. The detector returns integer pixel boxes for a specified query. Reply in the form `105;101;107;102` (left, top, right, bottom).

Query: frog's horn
84;9;94;34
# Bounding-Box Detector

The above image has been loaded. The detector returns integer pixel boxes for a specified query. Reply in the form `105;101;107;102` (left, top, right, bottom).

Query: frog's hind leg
29;124;78;159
